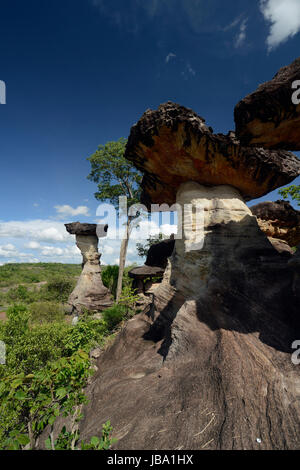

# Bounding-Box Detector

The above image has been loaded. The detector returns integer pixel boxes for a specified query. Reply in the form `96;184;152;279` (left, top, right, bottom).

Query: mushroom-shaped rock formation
125;102;300;208
128;236;175;294
65;222;113;314
250;200;300;248
145;235;175;269
66;104;300;451
235;57;300;150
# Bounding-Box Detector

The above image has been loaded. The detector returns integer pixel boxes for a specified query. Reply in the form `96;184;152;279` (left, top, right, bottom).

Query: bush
102;304;127;330
39;278;75;303
29;302;65;325
5;285;36;304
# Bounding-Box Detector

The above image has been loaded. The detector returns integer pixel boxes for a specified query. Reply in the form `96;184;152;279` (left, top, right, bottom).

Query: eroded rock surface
65;222;113;314
235;57;300;150
76;184;300;450
250;200;300;247
125;102;300;207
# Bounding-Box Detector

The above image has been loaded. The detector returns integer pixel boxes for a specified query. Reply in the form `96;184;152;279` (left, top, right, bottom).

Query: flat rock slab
65;222;108;237
235;57;300;150
125;102;300;207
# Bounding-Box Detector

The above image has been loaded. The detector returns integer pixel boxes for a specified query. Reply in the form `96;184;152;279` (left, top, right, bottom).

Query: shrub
40;278;75;303
29;302;65;325
102;304;127;330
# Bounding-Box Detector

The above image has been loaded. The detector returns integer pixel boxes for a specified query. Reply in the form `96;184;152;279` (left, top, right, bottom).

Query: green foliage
87;138;142;208
29;302;65;325
101;265;119;298
46;421;116;450
39;277;75;303
278;184;300;206
0;350;91;449
136;233;165;259
101;265;135;299
62;318;107;356
102;304;127;330
4;285;37;304
0;303;119;450
0;263;81;288
0;305;70;374
118;286;139;317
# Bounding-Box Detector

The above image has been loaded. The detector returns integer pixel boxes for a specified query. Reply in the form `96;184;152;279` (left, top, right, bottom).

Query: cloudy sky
0;0;299;265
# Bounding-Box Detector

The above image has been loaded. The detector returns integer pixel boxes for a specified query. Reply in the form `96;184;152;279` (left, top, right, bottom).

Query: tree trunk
116;218;132;303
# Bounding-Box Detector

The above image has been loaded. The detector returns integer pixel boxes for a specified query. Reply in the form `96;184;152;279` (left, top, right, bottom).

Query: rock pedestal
48;101;300;450
74;183;300;450
65;222;113;314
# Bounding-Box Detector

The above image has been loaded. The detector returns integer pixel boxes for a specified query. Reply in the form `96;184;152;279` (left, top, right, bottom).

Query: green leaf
11;378;23;389
45;437;52;450
16;434;30;446
15;390;27;400
48;415;56;426
55;387;68;399
90;436;100;447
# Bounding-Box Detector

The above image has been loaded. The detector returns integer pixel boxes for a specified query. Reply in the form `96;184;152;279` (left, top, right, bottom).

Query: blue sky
0;0;299;265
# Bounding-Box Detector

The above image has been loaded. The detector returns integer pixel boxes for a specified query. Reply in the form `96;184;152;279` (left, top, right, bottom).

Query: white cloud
165;52;176;63
33;203;39;207
223;14;244;32
260;0;300;51
181;62;196;80
0;220;72;243
54;205;90;219
24;241;41;250
234;19;247;48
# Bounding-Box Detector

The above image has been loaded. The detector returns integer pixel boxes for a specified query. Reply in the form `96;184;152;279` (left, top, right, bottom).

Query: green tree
87;138;142;303
136;233;165;259
278;184;300;206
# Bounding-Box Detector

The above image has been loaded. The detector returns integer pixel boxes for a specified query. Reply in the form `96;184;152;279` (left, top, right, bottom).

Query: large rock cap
250;200;300;247
235;57;300;150
125;102;300;207
65;222;108;237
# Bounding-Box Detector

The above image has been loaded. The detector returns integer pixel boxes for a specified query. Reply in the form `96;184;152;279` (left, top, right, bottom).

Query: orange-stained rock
250;200;300;247
125;102;300;208
235;57;300;150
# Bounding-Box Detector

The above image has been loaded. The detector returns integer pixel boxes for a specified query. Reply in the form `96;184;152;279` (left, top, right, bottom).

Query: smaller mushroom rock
235;57;300;150
129;236;175;294
145;236;175;269
125;102;300;208
65;222;113;314
250;200;300;247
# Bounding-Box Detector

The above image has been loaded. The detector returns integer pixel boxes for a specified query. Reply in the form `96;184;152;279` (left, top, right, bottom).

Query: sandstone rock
49;104;300;450
129;237;175;295
250;200;300;247
145;236;175;269
65;223;113;314
76;183;300;450
268;237;294;255
90;348;102;359
235;57;300;150
65;222;108;237
125;102;300;207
